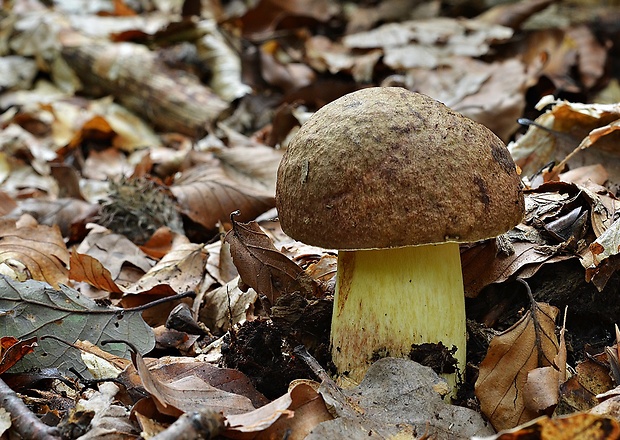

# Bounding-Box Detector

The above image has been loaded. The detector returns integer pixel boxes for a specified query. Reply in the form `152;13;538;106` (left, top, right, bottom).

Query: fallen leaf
0;217;69;289
311;358;493;439
582;218;620;291
225;219;317;306
476;302;559;431
0;276;155;375
343;18;513;68
171;164;274;231
198;276;257;334
121;239;207;295
69;251;123;294
0;337;37;374
131;351;256;416
475;413;620;440
75;224;155;285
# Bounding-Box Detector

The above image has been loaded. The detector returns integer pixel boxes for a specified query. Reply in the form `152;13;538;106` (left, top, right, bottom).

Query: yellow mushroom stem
331;242;466;391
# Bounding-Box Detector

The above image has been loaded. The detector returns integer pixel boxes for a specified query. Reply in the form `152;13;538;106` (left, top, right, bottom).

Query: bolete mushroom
275;87;524;389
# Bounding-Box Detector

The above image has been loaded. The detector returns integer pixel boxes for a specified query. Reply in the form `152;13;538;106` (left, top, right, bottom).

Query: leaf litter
1;0;620;438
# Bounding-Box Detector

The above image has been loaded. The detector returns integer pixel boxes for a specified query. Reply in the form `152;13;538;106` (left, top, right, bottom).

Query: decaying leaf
225;380;332;439
474;413;620;440
0;337;37;374
557;352;613;415
225;219;317;305
0;276;155;375
131;352;257;416
0;217;69;289
198;276;257;334
509;98;620;182
582;216;620;291
172;164;274;231
476;301;560;431
311;358;493;439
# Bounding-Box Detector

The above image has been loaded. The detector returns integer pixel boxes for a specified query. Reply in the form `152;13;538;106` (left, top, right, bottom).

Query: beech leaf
476;301;559;431
132;352;256;416
171;164;274;231
0;218;69;289
225;218;317;305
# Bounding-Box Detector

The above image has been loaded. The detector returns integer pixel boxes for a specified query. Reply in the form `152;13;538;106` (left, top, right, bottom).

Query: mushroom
275;87;524;389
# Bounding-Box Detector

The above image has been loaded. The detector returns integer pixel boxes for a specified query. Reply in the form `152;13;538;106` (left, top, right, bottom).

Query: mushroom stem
331;242;466;390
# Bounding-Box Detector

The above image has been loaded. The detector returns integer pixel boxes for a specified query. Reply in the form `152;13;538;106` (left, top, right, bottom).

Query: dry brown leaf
0;191;18;216
76;224;155;284
462;239;573;298
211;144;284;195
69;251;123;294
121;239;207;295
171;164;274;231
224;381;330;439
147;358;269;409
560;164;608;187
240;0;338;39
522;310;568;415
205;240;238;286
225;219;317;306
523;366;560;413
476;0;554;29
254;380;333;440
132;352;256;417
407;57;528;141
139;227;177;260
6;197;98;238
343;18;513;69
198;276;257;334
476;302;560;431
582;218;620;291
0;217;69;288
557;354;613;415
509;98;620;182
82;148;128;180
480;413;620;440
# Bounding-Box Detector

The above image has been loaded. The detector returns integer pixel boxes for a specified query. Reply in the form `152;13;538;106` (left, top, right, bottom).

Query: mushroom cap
276;87;525;250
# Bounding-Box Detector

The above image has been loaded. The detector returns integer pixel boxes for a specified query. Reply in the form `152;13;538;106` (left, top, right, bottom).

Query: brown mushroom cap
276;87;525;250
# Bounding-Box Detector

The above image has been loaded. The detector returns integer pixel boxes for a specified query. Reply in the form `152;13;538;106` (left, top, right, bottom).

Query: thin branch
0;377;61;440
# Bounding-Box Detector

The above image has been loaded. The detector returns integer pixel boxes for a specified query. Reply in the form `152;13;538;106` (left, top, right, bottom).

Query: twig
150;409;226;440
0;377;62;440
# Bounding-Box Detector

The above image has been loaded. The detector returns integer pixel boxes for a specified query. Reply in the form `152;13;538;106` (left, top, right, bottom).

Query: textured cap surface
276;87;525;250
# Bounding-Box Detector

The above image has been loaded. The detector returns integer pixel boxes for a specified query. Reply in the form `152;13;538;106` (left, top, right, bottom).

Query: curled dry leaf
582;218;620;291
198;276;257;334
509;98;620;181
225;219;318;305
132;351;256;417
474;413;620;440
122;240;207;295
75;224;155;283
0;336;37;374
476;302;560;431
171;164;274;231
0;217;69;289
69;251;123;294
225;380;331;439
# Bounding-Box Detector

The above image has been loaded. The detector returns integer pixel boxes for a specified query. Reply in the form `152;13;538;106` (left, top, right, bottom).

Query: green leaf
0;275;155;375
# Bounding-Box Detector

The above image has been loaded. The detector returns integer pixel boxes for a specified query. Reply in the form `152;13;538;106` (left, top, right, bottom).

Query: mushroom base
331;242;466;390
